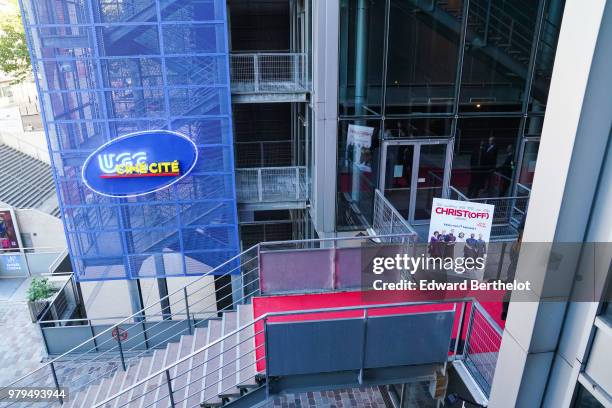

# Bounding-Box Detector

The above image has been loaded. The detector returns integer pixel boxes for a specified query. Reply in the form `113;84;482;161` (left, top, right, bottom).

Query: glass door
413;143;448;223
382;144;415;220
380;139;451;224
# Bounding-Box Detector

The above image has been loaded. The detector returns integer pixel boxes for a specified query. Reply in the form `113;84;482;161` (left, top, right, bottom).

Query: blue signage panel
82;130;198;198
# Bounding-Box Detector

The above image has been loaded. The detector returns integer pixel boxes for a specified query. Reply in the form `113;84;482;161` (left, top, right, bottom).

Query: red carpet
252;291;505;371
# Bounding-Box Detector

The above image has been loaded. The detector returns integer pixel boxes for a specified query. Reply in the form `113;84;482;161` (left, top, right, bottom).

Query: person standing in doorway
497;144;515;196
481;137;498;195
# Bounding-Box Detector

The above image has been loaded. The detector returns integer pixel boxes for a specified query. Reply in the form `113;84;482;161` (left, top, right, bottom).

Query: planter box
27;300;50;323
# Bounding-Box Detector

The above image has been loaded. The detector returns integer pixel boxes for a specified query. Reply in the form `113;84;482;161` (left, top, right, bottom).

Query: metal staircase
67;304;260;408
410;0;562;98
3;234;505;407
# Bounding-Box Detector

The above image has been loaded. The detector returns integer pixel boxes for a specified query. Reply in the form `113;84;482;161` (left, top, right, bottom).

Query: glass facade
20;0;240;280
337;0;565;231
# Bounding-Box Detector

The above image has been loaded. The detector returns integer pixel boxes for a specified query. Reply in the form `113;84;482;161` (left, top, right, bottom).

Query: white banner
347;124;374;172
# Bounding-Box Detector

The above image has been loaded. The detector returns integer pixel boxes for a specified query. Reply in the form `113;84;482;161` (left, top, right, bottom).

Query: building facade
15;0;612;406
20;0;241;283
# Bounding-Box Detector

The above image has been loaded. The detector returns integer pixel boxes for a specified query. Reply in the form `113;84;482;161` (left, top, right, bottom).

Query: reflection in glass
573;384;605;408
529;0;565;111
414;144;447;221
518;140;539;188
452;118;520;198
382;118;453;139
460;0;539;112
339;0;386;116
385;0;462;114
337;120;381;230
384;145;414;220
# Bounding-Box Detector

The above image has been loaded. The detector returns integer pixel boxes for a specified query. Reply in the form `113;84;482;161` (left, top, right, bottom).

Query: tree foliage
0;1;31;83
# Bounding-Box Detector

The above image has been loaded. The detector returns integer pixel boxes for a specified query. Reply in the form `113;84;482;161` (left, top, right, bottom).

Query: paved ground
267;387;388;408
0;278;48;386
267;383;435;408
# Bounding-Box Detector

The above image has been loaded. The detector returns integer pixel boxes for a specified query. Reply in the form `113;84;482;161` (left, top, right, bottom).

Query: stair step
219;311;241;398
169;334;195;406
97;366;128;407
91;374;117;406
139;349;167;408
81;384;100;407
123;356;153;407
153;341;181;407
113;361;141;408
184;327;211;408
237;304;259;388
201;319;224;407
66;388;87;408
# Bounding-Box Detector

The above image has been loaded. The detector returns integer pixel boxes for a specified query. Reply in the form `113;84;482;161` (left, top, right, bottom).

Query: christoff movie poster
427;198;494;278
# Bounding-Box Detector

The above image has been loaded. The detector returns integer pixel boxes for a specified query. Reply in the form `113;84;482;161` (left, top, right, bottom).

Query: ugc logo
98;152;147;174
82;130;198;197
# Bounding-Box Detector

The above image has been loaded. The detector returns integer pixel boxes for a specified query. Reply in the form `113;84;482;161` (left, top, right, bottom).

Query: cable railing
230;53;309;94
235;166;307;204
2;234;414;405
372;188;419;243
448;183;529;232
96;297;502;407
3;234;506;406
0;245;260;407
463;300;503;396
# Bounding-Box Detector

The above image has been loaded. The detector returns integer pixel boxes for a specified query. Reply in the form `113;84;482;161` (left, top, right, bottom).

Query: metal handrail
4;233;417;393
471;298;503;337
47;247;69;273
373;189;419;237
0;246;67;253
96;298;467;407
230;51;307;57
3;245;258;390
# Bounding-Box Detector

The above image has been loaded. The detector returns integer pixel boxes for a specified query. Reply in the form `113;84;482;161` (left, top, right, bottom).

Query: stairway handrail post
184;287;192;335
115;325;126;371
165;369;175;408
50;361;63;405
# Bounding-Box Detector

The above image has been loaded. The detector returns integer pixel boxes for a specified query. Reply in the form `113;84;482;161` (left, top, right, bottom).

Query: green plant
0;0;31;83
26;277;56;302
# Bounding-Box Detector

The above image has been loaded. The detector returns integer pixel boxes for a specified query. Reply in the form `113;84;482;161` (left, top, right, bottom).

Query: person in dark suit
480;137;498;194
481;137;498;168
465;233;478;258
476;234;487;259
497;144;515;196
429;231;440;258
444;229;457;258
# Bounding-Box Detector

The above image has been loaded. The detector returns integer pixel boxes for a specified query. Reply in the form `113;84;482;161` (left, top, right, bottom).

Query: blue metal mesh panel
20;0;239;281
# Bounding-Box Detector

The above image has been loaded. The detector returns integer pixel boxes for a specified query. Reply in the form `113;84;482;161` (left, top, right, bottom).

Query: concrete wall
0;106;49;164
14;208;65;249
310;0;339;236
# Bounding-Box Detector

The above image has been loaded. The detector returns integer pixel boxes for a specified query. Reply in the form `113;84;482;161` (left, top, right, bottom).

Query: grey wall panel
266;318;364;376
266;312;454;377
92;323;147;351
42;326;95;354
144;320;189;347
364;312;454;368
